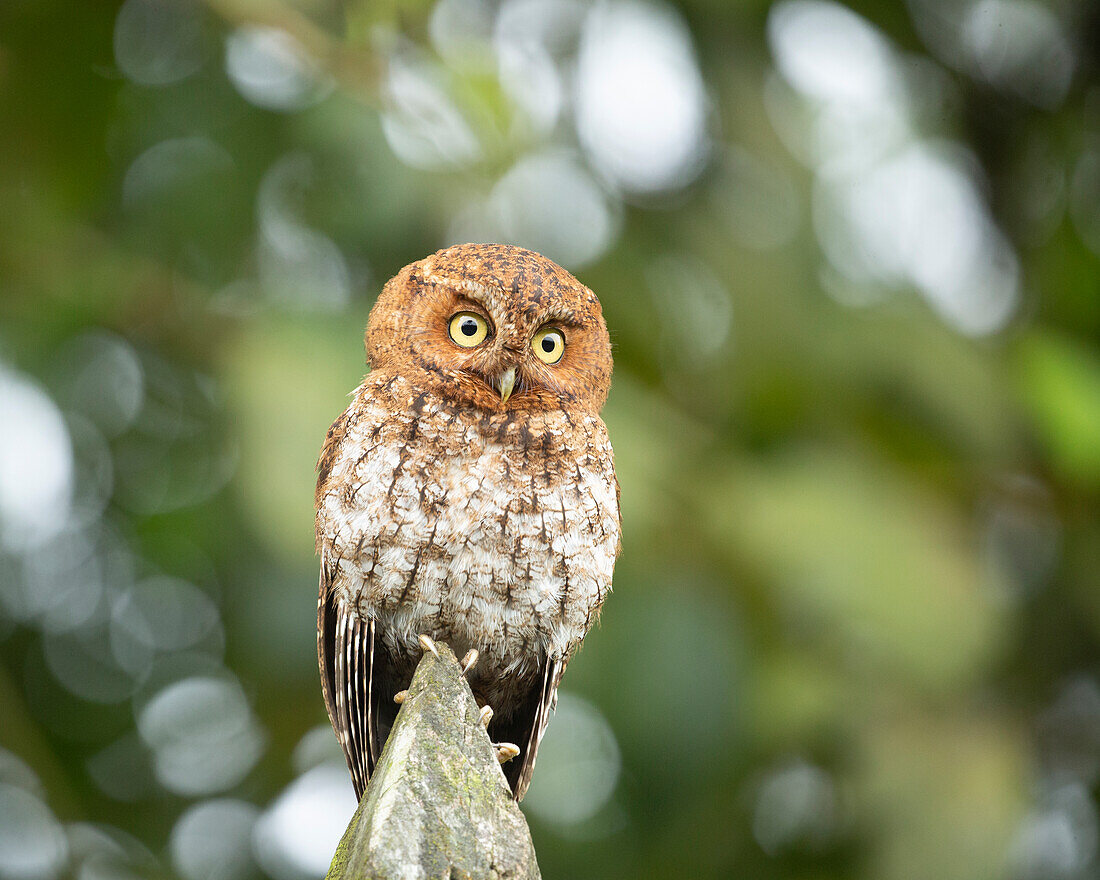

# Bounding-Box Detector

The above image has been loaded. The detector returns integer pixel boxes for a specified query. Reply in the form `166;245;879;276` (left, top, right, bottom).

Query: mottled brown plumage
315;243;620;801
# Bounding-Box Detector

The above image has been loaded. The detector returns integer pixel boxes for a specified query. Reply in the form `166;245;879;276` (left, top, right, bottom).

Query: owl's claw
461;649;478;675
495;743;521;764
479;705;494;728
393;690;408;704
417;634;440;658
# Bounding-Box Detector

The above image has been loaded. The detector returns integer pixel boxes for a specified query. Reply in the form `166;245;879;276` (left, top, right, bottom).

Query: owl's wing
317;565;378;800
506;654;566;801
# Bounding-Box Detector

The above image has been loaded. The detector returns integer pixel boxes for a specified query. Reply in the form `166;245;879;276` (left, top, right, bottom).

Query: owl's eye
448;312;490;348
532;327;566;365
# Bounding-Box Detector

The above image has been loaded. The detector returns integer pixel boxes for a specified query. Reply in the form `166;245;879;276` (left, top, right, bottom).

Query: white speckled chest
316;374;620;703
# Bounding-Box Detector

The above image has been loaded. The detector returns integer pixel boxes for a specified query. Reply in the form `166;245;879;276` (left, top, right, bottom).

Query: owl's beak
497;367;517;402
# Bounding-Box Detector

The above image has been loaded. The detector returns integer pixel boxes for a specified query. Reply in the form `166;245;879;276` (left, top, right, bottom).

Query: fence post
325;643;541;880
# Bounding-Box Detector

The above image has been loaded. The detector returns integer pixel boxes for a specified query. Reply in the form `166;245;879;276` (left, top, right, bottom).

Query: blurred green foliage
0;0;1098;879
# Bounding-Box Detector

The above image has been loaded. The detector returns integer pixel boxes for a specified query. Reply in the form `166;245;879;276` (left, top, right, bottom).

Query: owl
315;243;620;801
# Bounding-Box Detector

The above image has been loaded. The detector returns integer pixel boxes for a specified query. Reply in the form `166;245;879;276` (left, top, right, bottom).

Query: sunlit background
1;0;1099;877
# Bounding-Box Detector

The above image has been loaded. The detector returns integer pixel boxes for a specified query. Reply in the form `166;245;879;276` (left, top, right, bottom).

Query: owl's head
365;244;612;414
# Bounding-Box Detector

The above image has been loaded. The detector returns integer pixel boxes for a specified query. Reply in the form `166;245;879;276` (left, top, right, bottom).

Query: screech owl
315;243;620;801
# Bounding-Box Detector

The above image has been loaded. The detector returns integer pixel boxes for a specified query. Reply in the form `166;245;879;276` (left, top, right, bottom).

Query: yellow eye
532;327;565;365
448;311;490;348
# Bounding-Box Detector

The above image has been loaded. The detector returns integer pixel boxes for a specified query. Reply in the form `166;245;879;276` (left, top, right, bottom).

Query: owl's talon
495;743;521;764
479;705;494;728
461;649;478;675
393;690;408;704
417;634;440;658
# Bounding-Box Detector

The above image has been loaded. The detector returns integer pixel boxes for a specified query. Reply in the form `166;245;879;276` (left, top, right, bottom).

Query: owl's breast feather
317;375;620;671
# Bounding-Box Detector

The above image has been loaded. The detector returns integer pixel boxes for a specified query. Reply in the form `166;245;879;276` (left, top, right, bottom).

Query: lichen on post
324;644;541;880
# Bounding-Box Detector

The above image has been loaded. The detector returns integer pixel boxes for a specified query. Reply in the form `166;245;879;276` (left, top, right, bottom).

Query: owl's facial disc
365;244;612;415
435;297;591;410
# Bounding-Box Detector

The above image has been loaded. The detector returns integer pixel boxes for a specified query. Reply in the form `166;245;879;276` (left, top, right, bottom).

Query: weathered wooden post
325;644;541;880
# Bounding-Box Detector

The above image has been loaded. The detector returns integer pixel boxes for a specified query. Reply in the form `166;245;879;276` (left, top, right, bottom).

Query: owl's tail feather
510;655;564;801
318;573;377;800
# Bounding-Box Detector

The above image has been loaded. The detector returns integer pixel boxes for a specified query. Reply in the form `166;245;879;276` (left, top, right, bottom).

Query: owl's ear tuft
365;263;420;367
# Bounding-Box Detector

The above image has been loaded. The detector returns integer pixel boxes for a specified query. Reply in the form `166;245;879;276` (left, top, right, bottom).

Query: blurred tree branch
325;644;541;880
202;0;384;103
